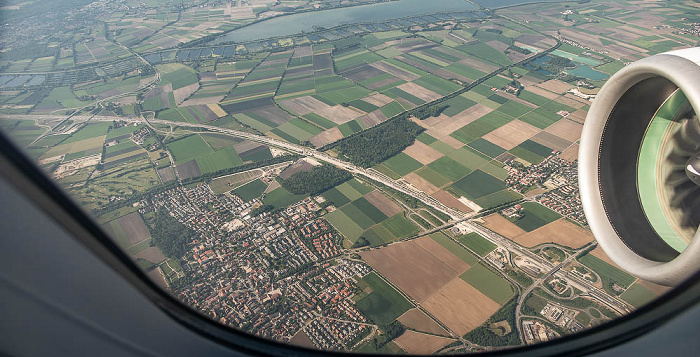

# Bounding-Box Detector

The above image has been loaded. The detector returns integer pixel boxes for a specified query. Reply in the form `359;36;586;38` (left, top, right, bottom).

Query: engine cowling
579;47;700;287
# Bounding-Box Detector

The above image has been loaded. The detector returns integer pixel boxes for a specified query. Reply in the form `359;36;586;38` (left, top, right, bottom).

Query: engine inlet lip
579;49;700;286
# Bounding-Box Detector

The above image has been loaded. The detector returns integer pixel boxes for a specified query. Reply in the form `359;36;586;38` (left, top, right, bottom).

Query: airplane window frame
1;128;699;357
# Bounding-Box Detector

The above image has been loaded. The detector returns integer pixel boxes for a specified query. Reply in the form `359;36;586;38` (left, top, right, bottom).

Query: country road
15;111;633;345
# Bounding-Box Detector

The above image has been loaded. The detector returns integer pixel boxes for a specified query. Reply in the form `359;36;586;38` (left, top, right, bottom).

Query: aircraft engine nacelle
579;47;700;286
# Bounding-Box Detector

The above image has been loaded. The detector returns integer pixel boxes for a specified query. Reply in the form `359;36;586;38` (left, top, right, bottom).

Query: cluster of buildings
522;320;558;345
535;159;587;226
136;181;377;350
540;302;585;333
503;153;563;192
300;219;342;259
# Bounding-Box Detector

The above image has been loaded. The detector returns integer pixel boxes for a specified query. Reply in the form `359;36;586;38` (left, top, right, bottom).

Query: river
211;0;479;44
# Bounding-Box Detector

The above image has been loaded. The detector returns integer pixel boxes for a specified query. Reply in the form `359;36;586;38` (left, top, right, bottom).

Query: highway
21;112;634;337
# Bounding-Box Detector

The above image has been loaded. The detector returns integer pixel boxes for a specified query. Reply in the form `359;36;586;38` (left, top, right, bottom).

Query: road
20;111;633;344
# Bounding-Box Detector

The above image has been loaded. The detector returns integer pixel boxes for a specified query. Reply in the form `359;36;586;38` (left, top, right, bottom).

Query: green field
382;214;419;238
341;203;375;229
451;170;506;199
209;170;261;194
336;181;363;201
510;202;561;232
497;101;532;118
363;225;396;247
166;135;212;164
262;185;305;209
63;123;110;144
353;197;388;223
355;272;413;325
460;264;513;304
196;147;243;174
325;209;364;242
620;283;658;308
429;232;478;265
468;138;506;158
458;233;497;257
232;179;268;201
415;166;451;188
579;253;636;294
347;178;372;195
381;152;423;177
450;111;514;144
474;189;522;208
428;156;472;182
322;187;351;207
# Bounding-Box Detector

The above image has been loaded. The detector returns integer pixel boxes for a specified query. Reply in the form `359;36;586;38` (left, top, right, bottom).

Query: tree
150;210;195;259
280;165;351;195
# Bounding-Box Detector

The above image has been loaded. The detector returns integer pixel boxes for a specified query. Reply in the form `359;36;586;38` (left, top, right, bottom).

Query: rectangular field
355;272;413;325
459;264;513;305
457;233;497;257
360;237;468;302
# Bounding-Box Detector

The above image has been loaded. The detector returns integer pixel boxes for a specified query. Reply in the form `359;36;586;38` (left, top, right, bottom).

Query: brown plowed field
289;330;315;348
560;143;579;162
485;40;509;52
524;85;558;99
404;141;443;164
414;236;470;273
360;239;467;302
556;95;587;109
394;330;454;355
119;212;151;245
436;104;493;137
458;57;499;73
567;109;588;124
135;246;166;264
530;131;572;152
157;166;176;182
364;190;402;217
432;190;472;213
370;61;418;81
422;278;500;335
591;245;617;266
147;268;168;289
397;82;442;102
638;279;671;296
398;309;449;336
362;93;394;107
536;80;573;95
358;110;387;128
280;96;329;115
309;127;343;147
173;83;199;105
318;105;363;125
516;219;593;248
250;106;293;125
404;173;440;195
545;119;583;142
482;119;541;150
422;104;492;139
481;213;526;239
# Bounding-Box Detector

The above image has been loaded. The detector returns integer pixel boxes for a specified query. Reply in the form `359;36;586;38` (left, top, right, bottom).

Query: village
137;183;375;349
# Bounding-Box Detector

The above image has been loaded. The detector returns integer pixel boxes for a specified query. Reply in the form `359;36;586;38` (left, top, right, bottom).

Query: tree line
463;296;521;347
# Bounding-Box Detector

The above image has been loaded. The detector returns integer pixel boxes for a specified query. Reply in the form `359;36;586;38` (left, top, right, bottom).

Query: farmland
579;253;637;295
1;0;691;351
510;202;561;232
355;272;412;325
